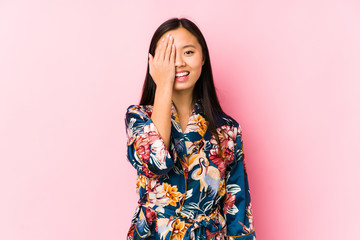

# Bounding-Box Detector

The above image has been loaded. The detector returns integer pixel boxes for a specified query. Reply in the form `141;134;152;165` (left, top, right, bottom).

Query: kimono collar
170;100;207;135
169;100;209;158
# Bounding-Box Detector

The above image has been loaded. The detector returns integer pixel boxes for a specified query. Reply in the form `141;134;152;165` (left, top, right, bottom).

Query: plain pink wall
1;1;359;239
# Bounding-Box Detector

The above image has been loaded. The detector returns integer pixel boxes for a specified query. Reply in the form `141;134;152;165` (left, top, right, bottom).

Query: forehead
157;27;200;48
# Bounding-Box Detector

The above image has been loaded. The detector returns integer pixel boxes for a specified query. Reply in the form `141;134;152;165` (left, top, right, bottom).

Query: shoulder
214;112;243;142
215;112;241;129
125;104;153;120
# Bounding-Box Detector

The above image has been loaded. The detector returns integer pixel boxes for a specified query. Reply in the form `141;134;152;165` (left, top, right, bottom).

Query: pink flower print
223;193;236;215
134;135;151;162
145;207;157;225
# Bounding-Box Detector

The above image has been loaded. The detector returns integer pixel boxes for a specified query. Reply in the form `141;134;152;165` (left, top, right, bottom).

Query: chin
173;84;196;92
173;86;193;92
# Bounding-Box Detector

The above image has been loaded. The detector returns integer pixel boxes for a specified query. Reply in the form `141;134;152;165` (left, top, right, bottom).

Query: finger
165;36;173;62
153;36;164;60
168;42;175;64
148;53;153;66
148;53;153;75
159;34;170;61
154;40;162;61
169;41;175;64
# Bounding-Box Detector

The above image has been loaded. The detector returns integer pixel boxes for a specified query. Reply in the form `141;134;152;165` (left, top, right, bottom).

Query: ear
202;57;205;66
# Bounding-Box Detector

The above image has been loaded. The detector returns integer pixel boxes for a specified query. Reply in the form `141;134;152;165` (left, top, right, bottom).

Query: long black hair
139;17;225;154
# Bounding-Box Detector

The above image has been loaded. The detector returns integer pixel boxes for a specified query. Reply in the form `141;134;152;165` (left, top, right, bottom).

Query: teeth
175;72;189;77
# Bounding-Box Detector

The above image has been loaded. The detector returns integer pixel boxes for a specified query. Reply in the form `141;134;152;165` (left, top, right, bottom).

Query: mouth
175;71;190;82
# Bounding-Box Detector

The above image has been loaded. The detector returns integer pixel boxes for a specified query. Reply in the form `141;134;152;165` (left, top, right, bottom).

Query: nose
175;50;185;67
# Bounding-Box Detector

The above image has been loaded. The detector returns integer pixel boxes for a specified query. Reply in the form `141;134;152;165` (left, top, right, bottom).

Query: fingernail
167;33;170;38
161;37;165;42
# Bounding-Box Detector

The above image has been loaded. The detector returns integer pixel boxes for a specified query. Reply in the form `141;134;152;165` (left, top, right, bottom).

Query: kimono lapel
170;101;209;161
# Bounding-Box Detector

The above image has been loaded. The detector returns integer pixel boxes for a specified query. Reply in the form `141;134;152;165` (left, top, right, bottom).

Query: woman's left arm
222;124;256;239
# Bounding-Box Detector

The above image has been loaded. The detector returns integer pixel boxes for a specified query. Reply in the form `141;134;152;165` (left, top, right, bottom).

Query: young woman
125;17;256;240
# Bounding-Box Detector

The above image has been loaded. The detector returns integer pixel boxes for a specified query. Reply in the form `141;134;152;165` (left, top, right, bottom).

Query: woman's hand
148;33;176;88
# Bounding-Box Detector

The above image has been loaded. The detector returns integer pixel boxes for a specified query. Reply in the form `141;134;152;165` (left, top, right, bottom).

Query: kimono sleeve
125;105;176;178
222;124;256;239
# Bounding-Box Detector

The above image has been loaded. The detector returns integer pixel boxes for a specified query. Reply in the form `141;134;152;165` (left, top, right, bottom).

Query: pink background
1;1;359;239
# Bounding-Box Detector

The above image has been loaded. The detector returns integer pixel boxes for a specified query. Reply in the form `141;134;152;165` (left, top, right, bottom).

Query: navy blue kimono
125;100;256;240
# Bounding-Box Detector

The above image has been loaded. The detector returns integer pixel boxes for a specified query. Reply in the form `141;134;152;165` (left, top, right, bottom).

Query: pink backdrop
1;1;359;239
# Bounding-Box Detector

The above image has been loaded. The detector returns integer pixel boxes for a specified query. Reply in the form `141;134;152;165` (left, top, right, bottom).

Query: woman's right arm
148;33;176;151
124;33;176;178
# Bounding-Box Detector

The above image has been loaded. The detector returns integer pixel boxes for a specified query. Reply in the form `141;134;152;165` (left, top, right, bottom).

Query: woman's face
156;27;205;93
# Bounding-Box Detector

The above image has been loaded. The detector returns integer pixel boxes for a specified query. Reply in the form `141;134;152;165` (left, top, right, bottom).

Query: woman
125;17;256;240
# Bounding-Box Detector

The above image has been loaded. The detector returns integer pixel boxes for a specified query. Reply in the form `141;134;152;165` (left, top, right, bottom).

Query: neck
172;89;195;114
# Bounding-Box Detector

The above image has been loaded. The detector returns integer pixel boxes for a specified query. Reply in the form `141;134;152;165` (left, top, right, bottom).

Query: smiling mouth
175;71;190;78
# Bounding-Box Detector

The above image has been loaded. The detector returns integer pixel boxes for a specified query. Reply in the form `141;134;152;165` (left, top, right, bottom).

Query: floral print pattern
125;101;256;239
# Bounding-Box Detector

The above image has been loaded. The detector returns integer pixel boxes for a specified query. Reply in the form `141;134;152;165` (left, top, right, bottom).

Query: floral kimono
125;100;256;240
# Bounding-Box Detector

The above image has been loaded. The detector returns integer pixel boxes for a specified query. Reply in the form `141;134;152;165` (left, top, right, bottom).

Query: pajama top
124;100;256;240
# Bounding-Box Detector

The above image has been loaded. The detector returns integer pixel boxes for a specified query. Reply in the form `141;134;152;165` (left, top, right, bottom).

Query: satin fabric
125;101;256;240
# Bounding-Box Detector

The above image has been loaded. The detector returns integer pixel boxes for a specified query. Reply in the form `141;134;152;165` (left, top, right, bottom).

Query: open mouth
175;71;190;81
175;71;190;77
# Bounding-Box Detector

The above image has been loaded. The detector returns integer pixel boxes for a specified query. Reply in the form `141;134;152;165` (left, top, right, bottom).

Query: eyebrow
181;44;197;49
